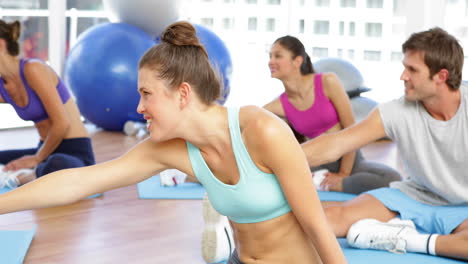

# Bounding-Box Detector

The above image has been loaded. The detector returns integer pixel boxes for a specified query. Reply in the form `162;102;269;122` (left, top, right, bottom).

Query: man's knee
453;219;468;235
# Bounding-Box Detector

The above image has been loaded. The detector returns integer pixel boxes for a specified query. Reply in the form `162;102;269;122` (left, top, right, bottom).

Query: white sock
427;234;439;255
405;233;431;254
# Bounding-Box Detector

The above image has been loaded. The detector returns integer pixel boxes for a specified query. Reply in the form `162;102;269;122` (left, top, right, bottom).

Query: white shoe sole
347;218;416;253
202;194;233;263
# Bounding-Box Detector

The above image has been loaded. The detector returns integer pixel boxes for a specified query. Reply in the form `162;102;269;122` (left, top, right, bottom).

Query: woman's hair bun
161;21;201;47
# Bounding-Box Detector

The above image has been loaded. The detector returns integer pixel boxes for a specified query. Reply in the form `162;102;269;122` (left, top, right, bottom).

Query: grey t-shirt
378;84;468;206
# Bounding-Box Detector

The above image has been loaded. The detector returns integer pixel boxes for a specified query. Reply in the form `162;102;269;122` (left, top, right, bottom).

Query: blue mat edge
137;175;205;200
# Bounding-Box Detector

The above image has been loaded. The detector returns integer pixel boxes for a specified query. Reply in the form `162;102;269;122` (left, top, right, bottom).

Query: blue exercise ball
64;22;155;131
194;24;232;105
155;24;233;105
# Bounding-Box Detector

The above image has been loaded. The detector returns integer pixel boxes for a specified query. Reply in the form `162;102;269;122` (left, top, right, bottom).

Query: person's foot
347;218;417;254
0;165;35;188
13;168;35;186
313;169;328;190
159;169;187;186
202;194;234;263
0;164;9;188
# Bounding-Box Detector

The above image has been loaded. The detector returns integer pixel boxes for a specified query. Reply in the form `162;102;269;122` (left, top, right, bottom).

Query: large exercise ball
156;24;232;105
103;0;181;36
64;23;155;131
194;25;232;105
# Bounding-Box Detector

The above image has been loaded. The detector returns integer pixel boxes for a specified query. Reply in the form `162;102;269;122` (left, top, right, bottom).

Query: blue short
366;187;468;235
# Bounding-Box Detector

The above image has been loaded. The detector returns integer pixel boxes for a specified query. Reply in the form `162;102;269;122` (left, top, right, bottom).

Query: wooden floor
0;126;400;264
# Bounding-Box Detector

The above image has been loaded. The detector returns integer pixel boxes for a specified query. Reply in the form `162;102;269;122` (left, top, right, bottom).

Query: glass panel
365;22;382;37
312;47;328;58
201;17;214;28
391;51;403;62
222;17;234;30
314;20;329;35
349;22;355;36
66;0;103;10
299;19;305;33
315;0;330;7
364;50;381;61
248;17;257;31
266;18;275;32
1;16;49;61
340;0;356;8
366;0;383;8
0;0;47;9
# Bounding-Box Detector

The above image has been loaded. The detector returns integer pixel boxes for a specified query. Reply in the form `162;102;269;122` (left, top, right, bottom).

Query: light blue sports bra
187;107;291;224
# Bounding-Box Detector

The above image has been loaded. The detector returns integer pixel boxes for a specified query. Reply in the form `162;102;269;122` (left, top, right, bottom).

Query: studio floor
0;126;400;264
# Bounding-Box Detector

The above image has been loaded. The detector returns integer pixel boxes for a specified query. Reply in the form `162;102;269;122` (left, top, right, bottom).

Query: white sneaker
347;218;418;254
313;169;328;191
0;164;9;189
159;169;188;187
5;168;33;188
202;194;234;263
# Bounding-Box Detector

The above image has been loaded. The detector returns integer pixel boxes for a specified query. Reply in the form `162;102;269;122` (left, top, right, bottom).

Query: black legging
227;250;244;264
311;150;401;194
0;137;95;177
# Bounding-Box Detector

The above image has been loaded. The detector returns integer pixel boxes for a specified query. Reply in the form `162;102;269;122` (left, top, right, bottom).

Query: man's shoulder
379;96;417;113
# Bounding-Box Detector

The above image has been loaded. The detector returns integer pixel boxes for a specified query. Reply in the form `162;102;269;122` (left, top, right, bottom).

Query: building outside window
222;17;234;30
315;0;330;7
267;0;281;4
391;51;403;62
201;17;214;28
367;0;383;8
312;47;328;58
364;50;381;61
248;17;257;31
299;19;305;33
340;0;356;8
314;20;329;34
349;21;355;36
266;18;276;32
365;22;382;37
339;21;345;35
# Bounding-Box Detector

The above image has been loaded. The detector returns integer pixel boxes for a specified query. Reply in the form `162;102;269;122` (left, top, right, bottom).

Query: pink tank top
280;73;339;138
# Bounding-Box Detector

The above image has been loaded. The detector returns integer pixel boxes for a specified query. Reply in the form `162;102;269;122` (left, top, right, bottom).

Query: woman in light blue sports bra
0;22;346;264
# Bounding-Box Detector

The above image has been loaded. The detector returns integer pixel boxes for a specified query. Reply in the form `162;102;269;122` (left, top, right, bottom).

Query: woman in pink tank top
264;36;400;194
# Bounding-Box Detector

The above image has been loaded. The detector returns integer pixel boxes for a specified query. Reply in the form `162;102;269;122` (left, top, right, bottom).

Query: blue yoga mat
0;226;36;264
137;175;205;199
318;191;357;201
339;238;465;263
0;187;10;195
136;176;356;201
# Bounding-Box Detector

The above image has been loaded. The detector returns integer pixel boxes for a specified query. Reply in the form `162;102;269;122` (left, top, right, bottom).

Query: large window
2;0;468;130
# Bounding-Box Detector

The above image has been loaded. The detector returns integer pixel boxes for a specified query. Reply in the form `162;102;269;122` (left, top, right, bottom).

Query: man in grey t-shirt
303;27;468;261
